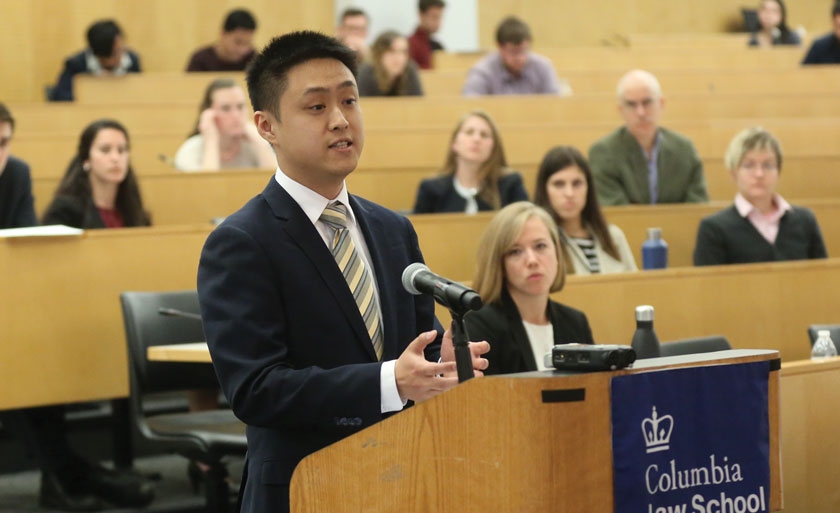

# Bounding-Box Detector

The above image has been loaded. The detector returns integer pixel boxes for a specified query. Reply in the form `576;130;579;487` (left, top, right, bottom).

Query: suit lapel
262;179;377;360
500;292;538;371
619;128;651;204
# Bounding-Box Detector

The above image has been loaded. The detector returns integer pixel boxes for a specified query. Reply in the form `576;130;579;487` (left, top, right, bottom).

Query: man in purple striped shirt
462;16;567;96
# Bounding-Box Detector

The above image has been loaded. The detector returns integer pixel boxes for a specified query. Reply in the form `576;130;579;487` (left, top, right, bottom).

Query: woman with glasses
693;127;827;265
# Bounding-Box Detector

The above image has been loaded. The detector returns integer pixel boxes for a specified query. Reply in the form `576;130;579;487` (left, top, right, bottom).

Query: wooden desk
3;224;838;406
779;358;840;513
17;115;840;187
15;83;840;140
0;225;211;410
433;46;804;72
144;351;840;512
421;66;840;97
147;342;211;363
412;200;840;281
74;72;247;105
26;153;840;223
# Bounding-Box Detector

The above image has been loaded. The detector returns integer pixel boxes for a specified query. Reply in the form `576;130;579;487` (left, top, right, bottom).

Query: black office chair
120;290;247;513
659;335;732;357
807;324;840;348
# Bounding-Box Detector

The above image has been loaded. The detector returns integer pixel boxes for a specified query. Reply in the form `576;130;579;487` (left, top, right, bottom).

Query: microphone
157;307;202;321
402;263;482;315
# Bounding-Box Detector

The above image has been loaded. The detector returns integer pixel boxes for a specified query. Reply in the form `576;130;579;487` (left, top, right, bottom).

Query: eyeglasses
739;161;778;173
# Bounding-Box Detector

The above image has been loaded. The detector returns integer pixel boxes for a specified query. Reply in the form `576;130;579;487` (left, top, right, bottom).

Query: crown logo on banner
642;406;674;454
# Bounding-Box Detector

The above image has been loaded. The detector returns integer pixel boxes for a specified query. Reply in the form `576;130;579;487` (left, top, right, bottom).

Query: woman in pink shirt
693;127;827;265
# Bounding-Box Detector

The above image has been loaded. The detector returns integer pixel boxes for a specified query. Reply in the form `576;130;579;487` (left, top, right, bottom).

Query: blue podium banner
611;361;770;513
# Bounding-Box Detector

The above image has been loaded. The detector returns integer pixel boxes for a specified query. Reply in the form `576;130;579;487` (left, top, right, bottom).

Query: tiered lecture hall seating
5;28;840;512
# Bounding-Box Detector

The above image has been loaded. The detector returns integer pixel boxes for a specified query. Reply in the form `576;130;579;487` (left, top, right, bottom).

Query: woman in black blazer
43;119;150;228
413;110;528;214
465;202;594;375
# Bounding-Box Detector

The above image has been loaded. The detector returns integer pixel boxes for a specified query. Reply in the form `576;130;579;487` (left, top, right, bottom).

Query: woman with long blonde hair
465;202;594;374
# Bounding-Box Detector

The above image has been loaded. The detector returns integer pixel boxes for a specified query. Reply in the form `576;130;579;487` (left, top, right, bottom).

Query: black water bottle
631;305;661;359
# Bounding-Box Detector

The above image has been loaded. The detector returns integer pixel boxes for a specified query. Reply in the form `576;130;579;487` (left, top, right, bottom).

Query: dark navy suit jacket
48;49;142;102
412;172;529;214
197;178;440;513
464;289;593;375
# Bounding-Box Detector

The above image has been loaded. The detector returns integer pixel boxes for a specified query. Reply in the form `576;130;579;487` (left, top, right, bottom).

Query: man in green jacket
588;69;709;205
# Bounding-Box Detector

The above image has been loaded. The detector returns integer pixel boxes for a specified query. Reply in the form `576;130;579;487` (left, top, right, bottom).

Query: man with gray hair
588;69;708;205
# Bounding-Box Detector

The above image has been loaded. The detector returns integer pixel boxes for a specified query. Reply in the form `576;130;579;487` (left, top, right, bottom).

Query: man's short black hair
86;20;122;57
833;0;840;17
0;103;14;132
340;7;368;21
223;8;257;32
419;0;446;13
495;16;532;46
246;31;358;119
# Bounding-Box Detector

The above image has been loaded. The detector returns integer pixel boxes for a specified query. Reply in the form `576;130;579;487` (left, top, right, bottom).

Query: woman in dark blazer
43;119;150;228
465;202;594;375
413;110;528;214
693;127;827;266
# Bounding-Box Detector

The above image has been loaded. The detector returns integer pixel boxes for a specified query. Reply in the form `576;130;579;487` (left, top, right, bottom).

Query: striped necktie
320;202;384;360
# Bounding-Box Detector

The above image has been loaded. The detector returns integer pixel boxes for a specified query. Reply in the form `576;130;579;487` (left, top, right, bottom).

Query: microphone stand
450;311;474;383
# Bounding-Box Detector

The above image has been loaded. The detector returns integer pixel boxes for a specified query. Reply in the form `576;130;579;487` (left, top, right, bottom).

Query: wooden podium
289;350;781;513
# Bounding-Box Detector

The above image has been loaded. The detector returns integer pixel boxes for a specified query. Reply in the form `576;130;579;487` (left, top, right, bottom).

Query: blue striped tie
320;202;384;360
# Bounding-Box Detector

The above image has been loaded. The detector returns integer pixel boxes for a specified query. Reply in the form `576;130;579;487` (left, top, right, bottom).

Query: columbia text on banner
611;361;770;513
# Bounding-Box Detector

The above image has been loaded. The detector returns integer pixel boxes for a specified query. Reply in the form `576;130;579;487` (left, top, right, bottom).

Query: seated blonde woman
693;127;827;265
465;202;594;374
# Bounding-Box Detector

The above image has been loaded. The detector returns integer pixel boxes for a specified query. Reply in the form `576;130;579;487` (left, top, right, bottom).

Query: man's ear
254;111;277;144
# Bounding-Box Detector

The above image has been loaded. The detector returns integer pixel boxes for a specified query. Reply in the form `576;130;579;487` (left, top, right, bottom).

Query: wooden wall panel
477;0;829;48
0;0;334;102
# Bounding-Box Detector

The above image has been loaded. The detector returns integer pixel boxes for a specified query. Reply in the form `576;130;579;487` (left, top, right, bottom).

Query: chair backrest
807;324;840;348
659;335;732;357
120;290;220;399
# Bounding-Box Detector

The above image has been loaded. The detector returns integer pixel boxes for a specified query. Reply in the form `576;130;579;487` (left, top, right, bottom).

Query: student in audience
185;8;257;71
49;20;142;102
43;119;150;228
0;103;37;228
588;69;709;206
749;0;801;47
533;146;637;274
462;16;568;96
5;123;153;508
413;110;528;213
802;0;840;64
465;202;594;374
173;78;276;171
357;31;424;96
693;127;828;266
336;7;370;63
408;0;446;69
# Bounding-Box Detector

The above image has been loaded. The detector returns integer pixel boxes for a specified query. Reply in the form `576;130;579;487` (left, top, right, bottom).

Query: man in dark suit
588;69;709;205
49;20;142;102
197;31;489;513
0;103;37;228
